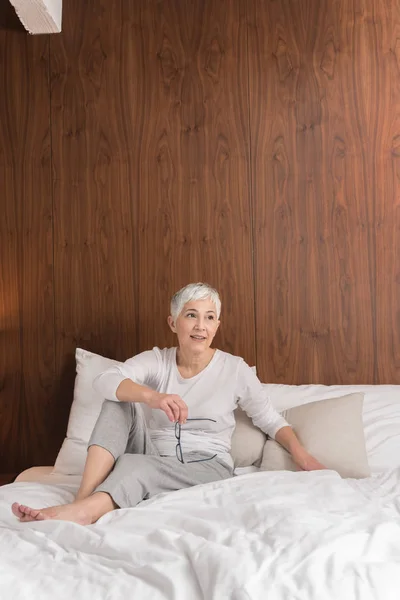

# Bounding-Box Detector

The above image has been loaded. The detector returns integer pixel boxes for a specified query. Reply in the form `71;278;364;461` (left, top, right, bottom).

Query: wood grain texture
373;0;400;382
2;0;400;473
248;0;377;384
136;0;256;363
0;2;55;471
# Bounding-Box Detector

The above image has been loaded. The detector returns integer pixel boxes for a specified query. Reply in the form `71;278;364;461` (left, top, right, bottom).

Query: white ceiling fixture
8;0;62;34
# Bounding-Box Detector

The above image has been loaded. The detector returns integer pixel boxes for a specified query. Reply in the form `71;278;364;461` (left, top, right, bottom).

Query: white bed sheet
1;468;400;600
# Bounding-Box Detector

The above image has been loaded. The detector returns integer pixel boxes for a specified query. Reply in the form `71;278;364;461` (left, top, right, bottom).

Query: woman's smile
190;334;206;341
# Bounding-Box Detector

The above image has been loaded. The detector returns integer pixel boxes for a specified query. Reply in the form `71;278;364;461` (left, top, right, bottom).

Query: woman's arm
236;361;325;471
93;349;188;423
116;379;188;424
92;349;160;401
275;426;326;471
114;378;155;404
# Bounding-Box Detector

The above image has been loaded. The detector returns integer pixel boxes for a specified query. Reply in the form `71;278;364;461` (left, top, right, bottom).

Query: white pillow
53;348;119;474
263;383;400;474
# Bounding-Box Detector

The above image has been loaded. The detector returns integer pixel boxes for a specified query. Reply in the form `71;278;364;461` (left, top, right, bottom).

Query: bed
1;348;400;599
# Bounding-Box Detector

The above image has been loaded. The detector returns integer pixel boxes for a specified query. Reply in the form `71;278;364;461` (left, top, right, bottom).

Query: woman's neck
176;347;216;377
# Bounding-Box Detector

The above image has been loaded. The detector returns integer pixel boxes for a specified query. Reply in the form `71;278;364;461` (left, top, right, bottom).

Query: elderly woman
12;282;324;524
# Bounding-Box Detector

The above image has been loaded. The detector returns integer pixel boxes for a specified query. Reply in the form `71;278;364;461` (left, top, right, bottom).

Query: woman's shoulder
216;351;259;395
127;347;176;374
130;346;175;362
217;349;240;360
149;346;177;363
216;349;251;370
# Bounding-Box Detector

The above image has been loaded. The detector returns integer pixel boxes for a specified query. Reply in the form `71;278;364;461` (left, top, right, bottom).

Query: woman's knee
115;453;147;469
94;400;132;436
101;399;131;419
88;401;132;458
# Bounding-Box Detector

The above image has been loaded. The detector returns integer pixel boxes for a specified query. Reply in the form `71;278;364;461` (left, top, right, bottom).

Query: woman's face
168;298;220;353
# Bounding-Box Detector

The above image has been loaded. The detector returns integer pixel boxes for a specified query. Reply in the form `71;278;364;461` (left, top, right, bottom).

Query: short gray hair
170;282;221;320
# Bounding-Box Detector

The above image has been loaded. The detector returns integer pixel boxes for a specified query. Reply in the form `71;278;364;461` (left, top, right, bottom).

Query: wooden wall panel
374;0;400;382
135;0;256;364
0;3;55;471
49;0;142;447
248;0;379;384
2;0;400;473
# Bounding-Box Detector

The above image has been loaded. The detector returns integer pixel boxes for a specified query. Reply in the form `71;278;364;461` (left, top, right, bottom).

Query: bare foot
11;501;92;525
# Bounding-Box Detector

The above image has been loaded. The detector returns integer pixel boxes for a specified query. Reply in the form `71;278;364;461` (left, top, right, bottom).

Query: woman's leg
76;399;152;500
75;400;157;500
11;401;157;523
95;453;233;510
11;445;116;522
11;444;117;523
75;444;115;501
12;453;232;524
12;492;117;525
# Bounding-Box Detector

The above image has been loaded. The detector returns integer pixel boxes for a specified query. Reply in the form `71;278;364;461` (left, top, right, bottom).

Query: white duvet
1;469;400;600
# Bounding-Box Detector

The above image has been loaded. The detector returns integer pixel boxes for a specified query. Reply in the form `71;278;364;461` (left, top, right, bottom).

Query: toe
20;514;34;523
11;503;24;519
17;504;44;522
23;506;46;521
19;504;33;517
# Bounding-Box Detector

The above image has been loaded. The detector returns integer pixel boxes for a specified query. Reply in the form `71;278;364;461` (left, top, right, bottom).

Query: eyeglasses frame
175;418;217;464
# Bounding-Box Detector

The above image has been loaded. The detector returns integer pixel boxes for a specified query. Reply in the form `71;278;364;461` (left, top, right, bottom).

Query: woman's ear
167;315;176;333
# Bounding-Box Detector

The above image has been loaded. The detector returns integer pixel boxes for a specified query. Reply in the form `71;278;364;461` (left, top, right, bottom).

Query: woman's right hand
144;392;188;424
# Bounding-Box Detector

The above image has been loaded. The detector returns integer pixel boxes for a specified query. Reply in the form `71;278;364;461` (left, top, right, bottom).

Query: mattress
15;467;72;483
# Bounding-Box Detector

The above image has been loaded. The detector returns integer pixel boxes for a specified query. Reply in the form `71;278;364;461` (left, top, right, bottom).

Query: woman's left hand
291;447;326;471
274;427;326;471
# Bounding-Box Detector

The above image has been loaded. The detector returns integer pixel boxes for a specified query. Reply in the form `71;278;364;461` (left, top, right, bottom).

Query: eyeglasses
175;418;217;464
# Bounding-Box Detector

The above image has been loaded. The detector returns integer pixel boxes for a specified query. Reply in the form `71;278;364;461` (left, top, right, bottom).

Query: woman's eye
208;315;215;320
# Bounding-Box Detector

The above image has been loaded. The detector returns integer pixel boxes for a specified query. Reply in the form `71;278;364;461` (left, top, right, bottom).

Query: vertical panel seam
371;0;378;383
48;37;57;386
245;0;258;368
134;3;141;356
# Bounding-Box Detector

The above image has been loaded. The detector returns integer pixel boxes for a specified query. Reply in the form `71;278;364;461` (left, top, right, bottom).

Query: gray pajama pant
88;400;233;509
